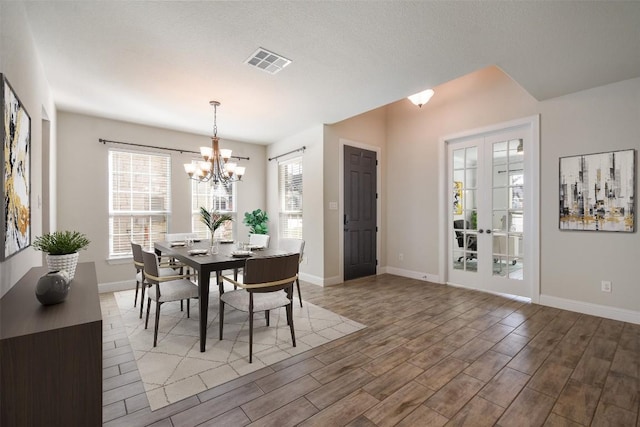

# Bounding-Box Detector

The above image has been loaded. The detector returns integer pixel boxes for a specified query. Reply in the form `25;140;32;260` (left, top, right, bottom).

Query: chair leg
180;300;184;312
265;310;270;326
249;309;254;363
219;301;225;340
287;303;296;347
153;301;161;347
296;278;303;307
139;284;147;319
186;298;190;318
145;297;152;329
134;279;139;307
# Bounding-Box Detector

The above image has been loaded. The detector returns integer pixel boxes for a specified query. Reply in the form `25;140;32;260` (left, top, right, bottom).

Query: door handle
478;229;484;234
344;214;349;225
486;229;492;234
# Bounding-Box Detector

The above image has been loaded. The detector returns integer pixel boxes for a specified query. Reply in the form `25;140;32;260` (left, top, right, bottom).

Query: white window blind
278;157;303;239
108;150;171;257
191;176;236;241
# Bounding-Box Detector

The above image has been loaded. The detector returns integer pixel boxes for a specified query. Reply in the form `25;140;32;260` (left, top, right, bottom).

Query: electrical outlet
601;280;612;293
398;253;404;261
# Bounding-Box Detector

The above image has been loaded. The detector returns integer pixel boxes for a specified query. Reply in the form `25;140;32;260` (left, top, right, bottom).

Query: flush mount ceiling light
184;101;245;184
408;89;435;108
245;47;292;75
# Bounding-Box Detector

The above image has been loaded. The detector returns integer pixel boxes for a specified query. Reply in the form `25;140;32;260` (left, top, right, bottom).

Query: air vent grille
245;47;291;75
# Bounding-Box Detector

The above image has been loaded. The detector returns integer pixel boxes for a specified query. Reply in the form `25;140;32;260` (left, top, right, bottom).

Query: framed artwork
1;74;31;260
453;181;463;215
559;149;635;232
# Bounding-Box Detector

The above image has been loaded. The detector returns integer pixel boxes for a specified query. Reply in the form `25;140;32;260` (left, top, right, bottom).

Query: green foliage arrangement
32;230;90;255
200;207;233;235
243;209;269;235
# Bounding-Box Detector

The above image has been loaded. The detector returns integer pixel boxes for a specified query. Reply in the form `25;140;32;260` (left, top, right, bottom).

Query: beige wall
56;112;266;286
266;125;324;282
385;66;538;277
539;77;640;313
324;107;387;282
0;3;57;297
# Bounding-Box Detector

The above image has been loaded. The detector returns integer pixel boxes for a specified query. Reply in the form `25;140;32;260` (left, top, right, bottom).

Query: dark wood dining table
154;240;287;352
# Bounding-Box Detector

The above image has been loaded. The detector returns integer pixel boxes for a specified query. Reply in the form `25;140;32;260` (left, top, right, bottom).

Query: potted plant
33;230;90;280
243;209;269;235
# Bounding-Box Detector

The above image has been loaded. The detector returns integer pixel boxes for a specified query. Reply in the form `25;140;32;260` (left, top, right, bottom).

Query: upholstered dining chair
219;254;300;363
131;242;184;318
277;238;305;307
142;250;199;347
248;233;270;248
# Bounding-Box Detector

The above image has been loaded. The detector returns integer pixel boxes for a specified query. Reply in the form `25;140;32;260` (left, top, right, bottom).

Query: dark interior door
344;145;377;280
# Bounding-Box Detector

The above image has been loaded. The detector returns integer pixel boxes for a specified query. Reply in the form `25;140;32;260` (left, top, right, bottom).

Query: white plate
231;250;252;257
247;245;264;250
188;249;208;255
170;241;186;247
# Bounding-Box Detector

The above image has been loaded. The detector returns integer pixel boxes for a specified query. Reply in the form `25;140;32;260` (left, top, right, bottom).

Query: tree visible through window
278;157;303;239
108;150;171;257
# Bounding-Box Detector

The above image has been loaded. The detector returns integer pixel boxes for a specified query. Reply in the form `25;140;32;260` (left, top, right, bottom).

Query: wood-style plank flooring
102;274;640;426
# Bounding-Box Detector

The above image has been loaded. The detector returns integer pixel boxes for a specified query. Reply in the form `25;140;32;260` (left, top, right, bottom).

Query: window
108;150;171;257
278;157;303;238
191;178;236;241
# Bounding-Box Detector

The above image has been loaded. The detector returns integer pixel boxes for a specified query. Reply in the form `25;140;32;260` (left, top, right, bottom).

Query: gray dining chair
131;242;186;318
142;250;200;347
219;254;299;363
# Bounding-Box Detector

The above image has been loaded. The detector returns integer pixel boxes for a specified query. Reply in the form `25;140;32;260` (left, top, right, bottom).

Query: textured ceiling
23;1;640;145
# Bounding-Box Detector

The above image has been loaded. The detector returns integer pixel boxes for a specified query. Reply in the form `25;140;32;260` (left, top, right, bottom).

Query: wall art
1;74;31;260
559;149;635;232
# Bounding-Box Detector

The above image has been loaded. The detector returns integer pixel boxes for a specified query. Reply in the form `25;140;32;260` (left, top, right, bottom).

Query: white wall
56;112;266;286
266;125;324;283
0;3;57;297
539;77;640;315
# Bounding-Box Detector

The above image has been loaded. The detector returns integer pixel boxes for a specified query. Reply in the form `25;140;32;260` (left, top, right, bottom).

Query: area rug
114;288;366;410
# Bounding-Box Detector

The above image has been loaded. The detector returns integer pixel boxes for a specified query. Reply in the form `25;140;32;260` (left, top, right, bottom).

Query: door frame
339;138;382;283
438;115;540;303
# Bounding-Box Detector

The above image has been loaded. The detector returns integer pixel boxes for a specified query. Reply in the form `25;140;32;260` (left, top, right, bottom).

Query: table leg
198;267;209;352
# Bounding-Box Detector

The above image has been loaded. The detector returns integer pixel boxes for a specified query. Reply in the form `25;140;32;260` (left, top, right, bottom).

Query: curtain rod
98;138;250;161
268;146;306;162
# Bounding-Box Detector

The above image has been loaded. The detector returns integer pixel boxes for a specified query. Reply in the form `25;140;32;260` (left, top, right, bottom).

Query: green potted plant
243;209;268;235
33;230;90;280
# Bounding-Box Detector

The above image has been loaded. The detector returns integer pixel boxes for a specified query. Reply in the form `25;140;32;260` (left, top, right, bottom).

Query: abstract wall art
1;74;31;260
559;149;635;232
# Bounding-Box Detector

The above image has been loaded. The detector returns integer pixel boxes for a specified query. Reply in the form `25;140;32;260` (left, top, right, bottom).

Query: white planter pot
46;252;80;280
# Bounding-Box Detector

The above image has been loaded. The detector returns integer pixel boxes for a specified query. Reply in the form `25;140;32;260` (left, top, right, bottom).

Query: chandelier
183;101;245;184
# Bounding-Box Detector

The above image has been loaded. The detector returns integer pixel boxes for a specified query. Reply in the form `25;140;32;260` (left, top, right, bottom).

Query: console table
0;262;102;426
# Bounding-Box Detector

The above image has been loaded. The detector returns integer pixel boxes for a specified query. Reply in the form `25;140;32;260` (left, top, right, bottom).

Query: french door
447;126;533;298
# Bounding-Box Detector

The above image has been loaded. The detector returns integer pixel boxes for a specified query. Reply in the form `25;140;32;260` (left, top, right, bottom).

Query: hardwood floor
102;274;640;426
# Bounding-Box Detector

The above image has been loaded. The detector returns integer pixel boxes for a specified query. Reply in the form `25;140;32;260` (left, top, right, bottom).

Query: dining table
154;239;288;352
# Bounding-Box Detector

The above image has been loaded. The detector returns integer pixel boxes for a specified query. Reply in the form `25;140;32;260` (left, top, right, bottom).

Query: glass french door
448;128;529;298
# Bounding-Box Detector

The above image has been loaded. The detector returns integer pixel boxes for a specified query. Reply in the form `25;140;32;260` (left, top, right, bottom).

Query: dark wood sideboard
0;262;102;426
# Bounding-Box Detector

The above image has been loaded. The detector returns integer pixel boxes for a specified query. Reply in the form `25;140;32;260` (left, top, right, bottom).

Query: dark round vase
35;270;71;305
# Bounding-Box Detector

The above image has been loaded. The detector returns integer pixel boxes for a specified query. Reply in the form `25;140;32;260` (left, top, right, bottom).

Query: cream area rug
114;287;366;411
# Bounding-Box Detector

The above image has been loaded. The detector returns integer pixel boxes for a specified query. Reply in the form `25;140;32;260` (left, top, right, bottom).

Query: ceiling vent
245;47;291;75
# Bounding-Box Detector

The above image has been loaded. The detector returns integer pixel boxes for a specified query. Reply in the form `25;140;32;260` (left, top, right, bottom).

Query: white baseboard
299;272;329;287
540;294;640;325
99;280;135;294
385;267;440;284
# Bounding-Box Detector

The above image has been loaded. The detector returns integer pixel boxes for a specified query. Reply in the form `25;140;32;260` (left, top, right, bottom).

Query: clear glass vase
210;239;219;255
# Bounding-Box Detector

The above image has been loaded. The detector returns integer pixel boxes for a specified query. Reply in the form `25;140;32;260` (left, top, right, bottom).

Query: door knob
486;229;492;234
478;229;484;234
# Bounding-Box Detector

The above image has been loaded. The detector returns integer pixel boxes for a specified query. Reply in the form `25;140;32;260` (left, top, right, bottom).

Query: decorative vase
35;270;71;305
210;239;220;255
46;252;80;280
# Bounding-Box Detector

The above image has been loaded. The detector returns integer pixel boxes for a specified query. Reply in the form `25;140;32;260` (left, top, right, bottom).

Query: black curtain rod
98;138;250;161
268;146;306;162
